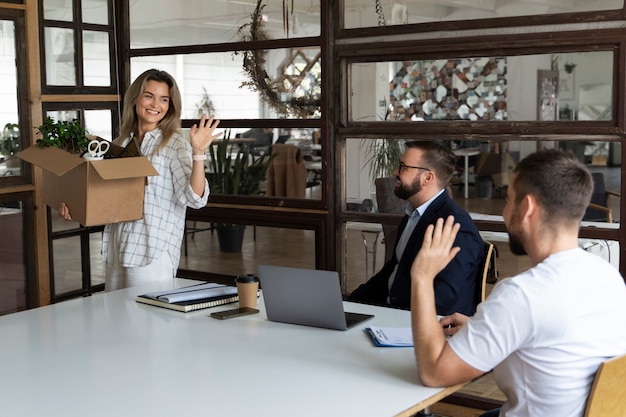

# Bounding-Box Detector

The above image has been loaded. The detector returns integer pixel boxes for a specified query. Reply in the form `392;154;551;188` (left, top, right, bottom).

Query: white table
454;148;481;199
471;213;620;269
0;279;464;417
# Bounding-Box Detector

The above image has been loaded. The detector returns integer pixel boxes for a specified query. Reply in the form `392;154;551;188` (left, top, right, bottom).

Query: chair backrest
474;240;496;307
266;144;307;198
584;354;626;417
584;173;609;222
374;177;410;262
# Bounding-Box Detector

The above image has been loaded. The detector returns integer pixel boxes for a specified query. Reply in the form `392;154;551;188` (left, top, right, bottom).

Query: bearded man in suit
349;141;483;316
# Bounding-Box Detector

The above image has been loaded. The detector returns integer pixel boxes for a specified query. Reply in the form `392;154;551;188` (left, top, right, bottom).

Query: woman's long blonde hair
117;69;182;151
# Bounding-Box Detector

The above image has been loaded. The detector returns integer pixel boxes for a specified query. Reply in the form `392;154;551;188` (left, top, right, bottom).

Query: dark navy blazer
349;191;484;316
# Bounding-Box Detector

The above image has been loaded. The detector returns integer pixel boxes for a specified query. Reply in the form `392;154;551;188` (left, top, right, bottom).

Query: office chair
475;240;497;307
266;144;307;198
583;172;620;223
584;353;626;417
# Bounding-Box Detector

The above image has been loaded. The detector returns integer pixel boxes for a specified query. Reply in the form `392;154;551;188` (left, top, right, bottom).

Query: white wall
347;62;391;205
131;52;262;123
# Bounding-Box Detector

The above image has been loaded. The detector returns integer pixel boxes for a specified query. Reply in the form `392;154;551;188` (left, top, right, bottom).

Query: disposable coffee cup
235;274;260;309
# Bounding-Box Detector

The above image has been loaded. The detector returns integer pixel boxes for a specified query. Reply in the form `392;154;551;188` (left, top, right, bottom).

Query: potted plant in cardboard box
35;117;90;154
207;133;275;252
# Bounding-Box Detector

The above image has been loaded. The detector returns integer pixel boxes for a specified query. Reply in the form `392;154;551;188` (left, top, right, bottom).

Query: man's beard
507;211;528;256
394;176;421;200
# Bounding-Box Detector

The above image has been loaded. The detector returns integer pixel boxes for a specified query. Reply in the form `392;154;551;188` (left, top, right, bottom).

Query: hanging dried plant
234;0;320;118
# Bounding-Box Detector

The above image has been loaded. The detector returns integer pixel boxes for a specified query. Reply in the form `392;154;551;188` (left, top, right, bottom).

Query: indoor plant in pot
35;116;90;154
1;122;20;171
208;133;275;252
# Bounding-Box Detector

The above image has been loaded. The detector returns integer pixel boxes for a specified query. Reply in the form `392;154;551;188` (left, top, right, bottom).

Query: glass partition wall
337;17;626;286
343;0;624;29
127;1;625;285
0;8;35;314
127;0;328;281
346;50;619;215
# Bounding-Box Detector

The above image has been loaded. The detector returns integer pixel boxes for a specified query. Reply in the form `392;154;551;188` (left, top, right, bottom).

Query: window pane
0;20;20;178
187;127;322;200
49;208;105;297
343;217;618;294
83;30;110;86
82;0;109;25
346;137;620;227
0;201;27;315
85;109;112;140
132;54;261;119
180;226;316;277
344;222;385;294
44;27;76;86
350;51;612;122
0;123;20;177
46;109;79;122
51;234;82;294
132;47;321;120
129;0;320;48
43;0;73;22
344;0;624;29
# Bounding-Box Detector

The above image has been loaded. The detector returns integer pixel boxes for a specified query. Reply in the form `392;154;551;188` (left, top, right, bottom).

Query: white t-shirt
448;248;626;417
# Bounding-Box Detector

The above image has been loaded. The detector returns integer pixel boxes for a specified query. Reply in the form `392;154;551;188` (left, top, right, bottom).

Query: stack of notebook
136;282;239;313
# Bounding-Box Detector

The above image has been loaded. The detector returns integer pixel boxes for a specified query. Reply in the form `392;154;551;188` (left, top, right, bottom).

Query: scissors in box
85;139;110;160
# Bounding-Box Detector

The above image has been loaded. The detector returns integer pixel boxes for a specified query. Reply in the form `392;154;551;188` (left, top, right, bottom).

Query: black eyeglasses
398;161;431;172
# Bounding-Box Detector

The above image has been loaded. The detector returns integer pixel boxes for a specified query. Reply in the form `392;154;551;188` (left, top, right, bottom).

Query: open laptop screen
258;265;373;331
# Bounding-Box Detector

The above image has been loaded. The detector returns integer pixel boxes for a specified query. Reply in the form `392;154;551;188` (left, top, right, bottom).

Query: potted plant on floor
363;138;403;182
1;122;20;172
207;133;275;252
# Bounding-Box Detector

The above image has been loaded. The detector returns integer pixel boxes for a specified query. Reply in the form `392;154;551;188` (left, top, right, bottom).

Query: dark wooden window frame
115;1;336;276
40;101;119;302
0;191;37;312
39;0;117;95
335;1;626;39
334;25;626;276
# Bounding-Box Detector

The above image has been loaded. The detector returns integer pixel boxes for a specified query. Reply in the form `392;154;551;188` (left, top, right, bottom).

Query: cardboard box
18;146;158;226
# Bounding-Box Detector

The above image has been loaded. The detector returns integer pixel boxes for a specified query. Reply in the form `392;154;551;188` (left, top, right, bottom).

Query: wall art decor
389;57;507;121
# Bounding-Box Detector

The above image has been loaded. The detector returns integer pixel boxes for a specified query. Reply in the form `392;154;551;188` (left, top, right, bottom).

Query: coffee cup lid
235;274;259;283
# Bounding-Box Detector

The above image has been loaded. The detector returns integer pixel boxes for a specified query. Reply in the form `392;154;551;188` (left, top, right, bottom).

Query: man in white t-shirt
409;149;626;417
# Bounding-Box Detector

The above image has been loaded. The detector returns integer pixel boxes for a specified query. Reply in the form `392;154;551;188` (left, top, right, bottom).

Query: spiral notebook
136;282;239;313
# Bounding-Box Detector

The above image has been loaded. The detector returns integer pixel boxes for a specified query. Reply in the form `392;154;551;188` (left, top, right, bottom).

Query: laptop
258;264;374;331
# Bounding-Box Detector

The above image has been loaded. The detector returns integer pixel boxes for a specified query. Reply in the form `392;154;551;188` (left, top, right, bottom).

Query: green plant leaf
35;117;90;154
207;130;276;196
362;138;404;181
